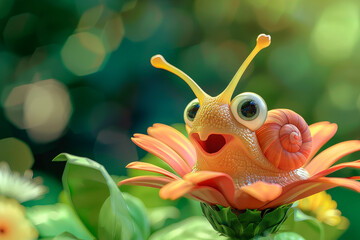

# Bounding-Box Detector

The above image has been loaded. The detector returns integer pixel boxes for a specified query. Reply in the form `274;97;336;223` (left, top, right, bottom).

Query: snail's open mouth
191;133;232;155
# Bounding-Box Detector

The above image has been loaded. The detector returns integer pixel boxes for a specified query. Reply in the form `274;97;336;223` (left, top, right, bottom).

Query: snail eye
184;98;200;127
230;92;267;131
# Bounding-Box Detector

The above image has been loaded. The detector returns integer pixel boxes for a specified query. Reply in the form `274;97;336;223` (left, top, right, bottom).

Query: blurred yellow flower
297;191;349;229
0;197;38;240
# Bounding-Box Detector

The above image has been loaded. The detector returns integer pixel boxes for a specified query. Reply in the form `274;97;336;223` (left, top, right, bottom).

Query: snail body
151;34;311;188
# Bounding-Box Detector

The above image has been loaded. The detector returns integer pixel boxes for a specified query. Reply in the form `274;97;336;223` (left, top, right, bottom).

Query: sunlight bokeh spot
77;4;104;31
3;80;72;143
3;83;32;129
101;13;124;52
61;32;107;76
194;0;239;30
123;1;162;42
3;12;37;51
24;79;72;143
311;2;359;63
253;0;299;32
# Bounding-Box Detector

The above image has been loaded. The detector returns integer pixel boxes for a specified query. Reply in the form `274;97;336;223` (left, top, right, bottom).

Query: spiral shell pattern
255;109;312;171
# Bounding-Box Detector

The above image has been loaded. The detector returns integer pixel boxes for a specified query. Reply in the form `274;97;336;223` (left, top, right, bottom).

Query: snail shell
255;109;312;171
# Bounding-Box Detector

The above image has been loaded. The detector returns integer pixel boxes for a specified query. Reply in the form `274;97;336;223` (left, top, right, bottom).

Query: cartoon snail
150;34;311;188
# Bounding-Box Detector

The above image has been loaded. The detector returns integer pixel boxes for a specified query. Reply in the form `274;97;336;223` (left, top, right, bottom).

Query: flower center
0;226;7;235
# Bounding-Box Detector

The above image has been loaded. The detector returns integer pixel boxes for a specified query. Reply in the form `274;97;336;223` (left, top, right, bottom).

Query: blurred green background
0;0;359;239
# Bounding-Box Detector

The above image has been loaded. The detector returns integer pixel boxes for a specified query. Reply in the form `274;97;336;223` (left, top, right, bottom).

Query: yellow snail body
151;34;310;187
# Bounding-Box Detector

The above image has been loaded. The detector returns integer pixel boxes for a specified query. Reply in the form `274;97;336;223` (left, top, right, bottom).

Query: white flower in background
0;162;47;203
0;197;38;240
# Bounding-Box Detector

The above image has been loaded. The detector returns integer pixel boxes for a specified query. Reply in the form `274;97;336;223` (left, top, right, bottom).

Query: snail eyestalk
218;34;271;103
151;54;209;105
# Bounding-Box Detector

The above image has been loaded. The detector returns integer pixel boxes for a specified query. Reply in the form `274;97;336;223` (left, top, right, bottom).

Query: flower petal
159;171;236;203
148;124;196;168
311;160;360;178
348;176;360;180
183;171;235;201
118;176;173;188
318;177;360;192
262;177;360;209
190;187;231;207
159;179;194;200
240;181;283;202
233;190;267;210
126;162;180;179
262;181;325;209
132;134;192;176
305;140;360;176
306;122;337;164
159;179;231;207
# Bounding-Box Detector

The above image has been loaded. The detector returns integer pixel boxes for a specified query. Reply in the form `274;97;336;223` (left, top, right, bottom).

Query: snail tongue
192;133;228;154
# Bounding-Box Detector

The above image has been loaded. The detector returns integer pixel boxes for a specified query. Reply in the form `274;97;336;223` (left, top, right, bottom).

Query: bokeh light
3;79;72;143
311;1;359;63
61;32;108;76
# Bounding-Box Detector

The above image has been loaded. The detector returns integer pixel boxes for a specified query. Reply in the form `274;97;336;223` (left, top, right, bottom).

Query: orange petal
118;176;173;188
183;171;235;201
311;160;360;178
305;140;360;176
318;177;360;192
148;124;196;168
126;162;180;179
262;181;326;209
159;174;232;207
190;186;231;207
263;177;360;209
240;181;283;202
233;190;267;210
305;122;337;165
132;134;192;176
159;179;194;200
348;176;360;180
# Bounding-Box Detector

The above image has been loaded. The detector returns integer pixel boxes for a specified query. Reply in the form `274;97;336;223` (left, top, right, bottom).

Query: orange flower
119;122;360;210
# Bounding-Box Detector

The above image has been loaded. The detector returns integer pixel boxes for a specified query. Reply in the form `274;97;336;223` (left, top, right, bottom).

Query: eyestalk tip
218;34;271;103
256;34;271;50
151;54;167;69
150;54;209;103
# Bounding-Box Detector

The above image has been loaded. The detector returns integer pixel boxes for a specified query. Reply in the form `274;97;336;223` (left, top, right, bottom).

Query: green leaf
149;216;227;240
98;197;125;240
52;232;82;240
26;203;94;240
322;216;349;240
252;231;306;240
273;232;305;240
123;193;150;240
147;206;180;230
281;208;324;240
0;137;34;173
53;153;133;239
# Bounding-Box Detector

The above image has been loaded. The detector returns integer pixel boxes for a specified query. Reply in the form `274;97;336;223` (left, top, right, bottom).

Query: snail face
151;34;310;187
